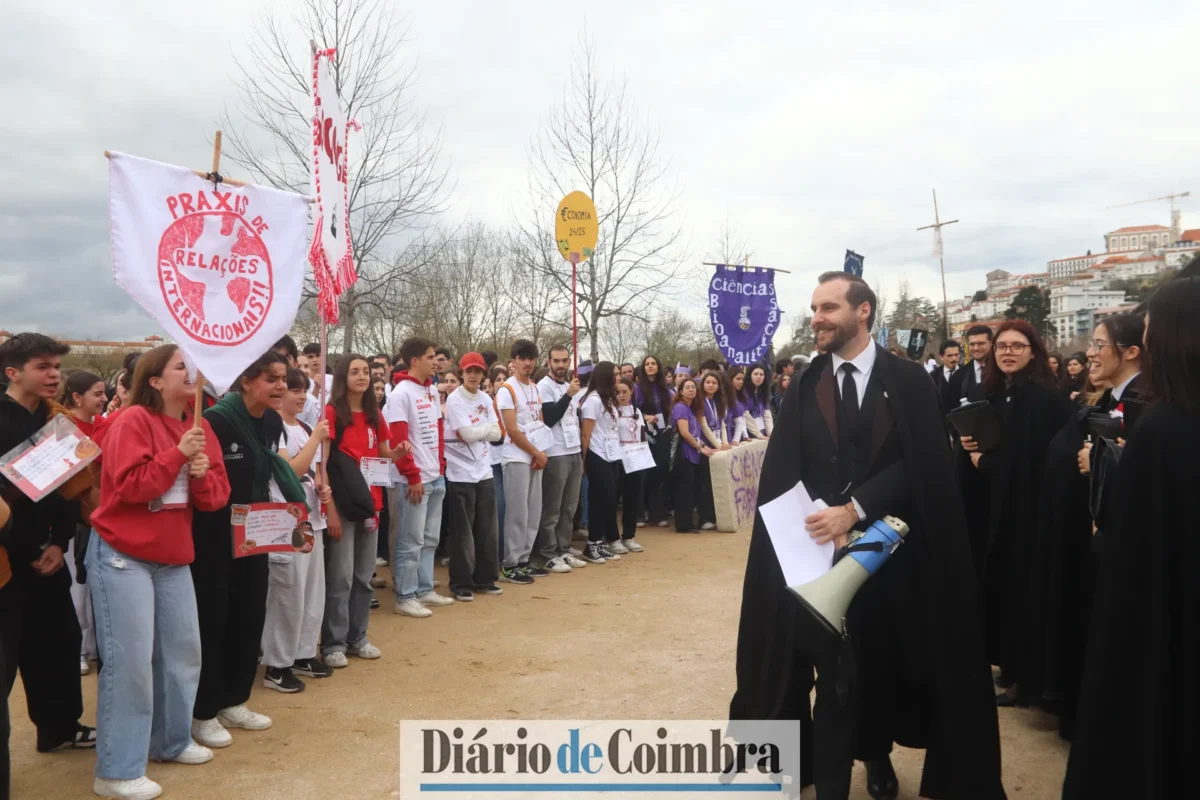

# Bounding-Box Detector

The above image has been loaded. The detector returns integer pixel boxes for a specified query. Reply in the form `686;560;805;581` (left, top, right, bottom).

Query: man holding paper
729;274;1002;800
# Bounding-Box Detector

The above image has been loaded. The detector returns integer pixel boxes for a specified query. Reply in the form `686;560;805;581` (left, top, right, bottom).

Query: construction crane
1107;191;1190;216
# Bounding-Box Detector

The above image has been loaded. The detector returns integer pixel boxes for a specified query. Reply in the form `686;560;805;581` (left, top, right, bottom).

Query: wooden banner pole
571;256;579;370
702;261;792;274
187;131;228;429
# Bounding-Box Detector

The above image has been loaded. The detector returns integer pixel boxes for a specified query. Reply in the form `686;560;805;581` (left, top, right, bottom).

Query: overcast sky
2;0;1197;343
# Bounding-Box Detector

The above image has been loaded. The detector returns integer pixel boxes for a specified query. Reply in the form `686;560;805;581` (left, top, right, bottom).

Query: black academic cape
948;361;991;574
931;365;957;415
1063;403;1200;799
729;347;1004;800
974;379;1069;677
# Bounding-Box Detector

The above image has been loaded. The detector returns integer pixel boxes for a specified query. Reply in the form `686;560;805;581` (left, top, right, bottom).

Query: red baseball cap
460;352;487;372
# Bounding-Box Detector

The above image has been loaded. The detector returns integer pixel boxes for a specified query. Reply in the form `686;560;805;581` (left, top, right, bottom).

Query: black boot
865;756;899;800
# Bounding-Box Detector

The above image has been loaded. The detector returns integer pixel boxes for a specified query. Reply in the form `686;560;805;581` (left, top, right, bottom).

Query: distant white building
1093;253;1166;282
1048;284;1127;346
1047;251;1107;280
1104;224;1174;253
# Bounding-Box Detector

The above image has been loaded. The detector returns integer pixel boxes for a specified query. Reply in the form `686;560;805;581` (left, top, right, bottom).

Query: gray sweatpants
536;453;583;563
321;519;376;655
502;461;543;567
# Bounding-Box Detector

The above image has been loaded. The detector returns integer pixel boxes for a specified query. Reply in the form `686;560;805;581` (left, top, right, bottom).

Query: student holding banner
190;351;308;750
86;344;231;799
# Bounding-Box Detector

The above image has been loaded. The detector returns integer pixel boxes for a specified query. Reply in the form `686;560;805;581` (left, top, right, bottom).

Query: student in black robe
930;339;961;414
1058;352;1088;401
948;324;994;576
1064;278;1200;798
730;272;1003;800
960;320;1069;704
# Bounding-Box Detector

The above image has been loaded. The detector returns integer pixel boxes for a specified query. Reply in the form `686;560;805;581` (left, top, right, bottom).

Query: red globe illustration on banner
156;211;274;346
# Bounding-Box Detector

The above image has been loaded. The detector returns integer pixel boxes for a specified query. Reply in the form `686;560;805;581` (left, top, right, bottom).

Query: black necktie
840;363;859;422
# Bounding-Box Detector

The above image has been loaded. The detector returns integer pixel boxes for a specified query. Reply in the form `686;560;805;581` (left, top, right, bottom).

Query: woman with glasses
1064;278;1200;798
959;319;1069;708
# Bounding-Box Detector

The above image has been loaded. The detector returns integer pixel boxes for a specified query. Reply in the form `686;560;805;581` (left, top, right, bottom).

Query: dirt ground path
11;527;1068;798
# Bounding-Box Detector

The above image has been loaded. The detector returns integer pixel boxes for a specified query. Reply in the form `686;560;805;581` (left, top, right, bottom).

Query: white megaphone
790;515;909;637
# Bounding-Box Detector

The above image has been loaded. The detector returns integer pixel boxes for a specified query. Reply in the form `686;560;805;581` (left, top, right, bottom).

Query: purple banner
708;266;782;366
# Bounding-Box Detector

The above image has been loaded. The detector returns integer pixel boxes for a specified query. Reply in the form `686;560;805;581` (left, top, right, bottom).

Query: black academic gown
948;362;991;575
1063;403;1200;799
729;347;1004;800
973;379;1069;680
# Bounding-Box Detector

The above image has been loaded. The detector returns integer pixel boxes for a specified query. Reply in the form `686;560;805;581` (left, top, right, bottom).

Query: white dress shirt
1112;371;1141;402
829;343;878;521
974;360;983;385
831;342;877;409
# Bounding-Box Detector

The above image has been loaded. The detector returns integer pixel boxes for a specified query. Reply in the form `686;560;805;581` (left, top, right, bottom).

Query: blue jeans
86;534;201;780
580;474;590;527
391;477;446;601
492;464;506;557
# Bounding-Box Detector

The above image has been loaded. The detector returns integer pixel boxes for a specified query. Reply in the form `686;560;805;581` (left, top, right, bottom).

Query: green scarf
205;393;307;504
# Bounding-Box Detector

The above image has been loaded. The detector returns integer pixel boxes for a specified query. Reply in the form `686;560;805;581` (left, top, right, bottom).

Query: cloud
2;0;1197;342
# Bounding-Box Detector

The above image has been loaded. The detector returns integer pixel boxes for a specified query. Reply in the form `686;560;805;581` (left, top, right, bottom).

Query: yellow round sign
555;191;598;264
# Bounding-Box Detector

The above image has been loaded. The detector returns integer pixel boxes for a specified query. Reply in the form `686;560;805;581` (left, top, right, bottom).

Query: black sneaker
292;658;334;678
474;583;504;595
500;566;534;585
452;588;475;602
597;544;620;561
370;597;381;609
36;723;96;752
263;666;305;693
582;543;607;564
523;562;550;577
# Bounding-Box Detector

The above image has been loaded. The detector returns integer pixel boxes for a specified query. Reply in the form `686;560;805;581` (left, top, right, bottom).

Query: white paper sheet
758;480;835;588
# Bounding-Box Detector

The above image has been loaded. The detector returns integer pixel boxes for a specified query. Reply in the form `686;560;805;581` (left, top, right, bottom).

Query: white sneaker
439;556;450;567
324;651;349;668
375;556;386;567
349;641;382;660
417;591;455;607
563;554;588;569
544;557;572;574
700;522;717;531
656;520;670;527
568;546;583;558
156;741;213;765
609;540;629;555
93;776;163;800
191;718;233;749
217;704;272;731
396;597;433;618
81;657;90;676
624;539;644;553
636;521;647;528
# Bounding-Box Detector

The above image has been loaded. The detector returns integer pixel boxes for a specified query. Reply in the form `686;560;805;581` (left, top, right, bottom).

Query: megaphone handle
834;630;855;707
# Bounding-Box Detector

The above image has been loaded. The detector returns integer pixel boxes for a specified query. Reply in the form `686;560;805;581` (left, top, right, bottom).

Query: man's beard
816;318;858;354
552;366;568;382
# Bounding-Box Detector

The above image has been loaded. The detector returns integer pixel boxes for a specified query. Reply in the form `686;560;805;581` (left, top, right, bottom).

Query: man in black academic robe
729;274;1004;800
947;325;994;575
930;339;961;414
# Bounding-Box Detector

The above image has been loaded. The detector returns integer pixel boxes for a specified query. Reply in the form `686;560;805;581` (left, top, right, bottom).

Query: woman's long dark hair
673;378;704;418
984;319;1054;395
726;365;753;408
331;352;381;435
1060;351;1087;394
700;370;730;418
1048;351;1065;383
581;360;618;416
1145;277;1200;410
747;364;771;412
59;370;103;409
636;355;670;412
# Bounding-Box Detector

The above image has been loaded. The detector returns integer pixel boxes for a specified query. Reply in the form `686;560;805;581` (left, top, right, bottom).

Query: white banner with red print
108;151;310;394
309;48;358;324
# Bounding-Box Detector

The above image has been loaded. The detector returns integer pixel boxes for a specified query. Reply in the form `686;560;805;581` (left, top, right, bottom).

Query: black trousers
0;622;8;800
642;432;672;522
0;563;83;747
585;451;620;544
672;456;714;531
619;466;644;540
190;535;269;720
446;479;499;591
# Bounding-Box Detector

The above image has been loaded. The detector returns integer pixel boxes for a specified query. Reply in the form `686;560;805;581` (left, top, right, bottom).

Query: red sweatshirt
90;405;230;564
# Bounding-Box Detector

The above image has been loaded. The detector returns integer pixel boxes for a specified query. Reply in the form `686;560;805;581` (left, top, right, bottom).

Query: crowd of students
0;329;794;800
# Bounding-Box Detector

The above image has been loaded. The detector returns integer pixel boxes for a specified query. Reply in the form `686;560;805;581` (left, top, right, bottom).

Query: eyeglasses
994;343;1028;355
1088;340;1113;351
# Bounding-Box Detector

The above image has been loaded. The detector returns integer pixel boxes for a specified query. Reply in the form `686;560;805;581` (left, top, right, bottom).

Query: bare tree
707;218;754;266
512;37;687;363
220;0;450;352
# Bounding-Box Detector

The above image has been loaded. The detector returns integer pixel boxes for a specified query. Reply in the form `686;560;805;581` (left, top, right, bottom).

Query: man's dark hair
481;350;499;368
1146;277;1200;410
939;339;960;356
699;358;720;373
511;339;538;360
272;334;298;361
817;271;878;330
966;324;994;342
236;350;289;394
435;347;453;360
0;332;70;374
372;354;391;366
547;344;570;359
774;358;790;375
302;342;321;357
400;337;437;366
618;362;634;371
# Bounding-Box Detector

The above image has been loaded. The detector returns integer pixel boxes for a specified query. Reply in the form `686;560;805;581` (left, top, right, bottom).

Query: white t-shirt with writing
580;392;621;462
279;421;326;532
495;376;543;465
444;387;495;484
537;375;581;458
617;405;646;445
382;379;443;484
